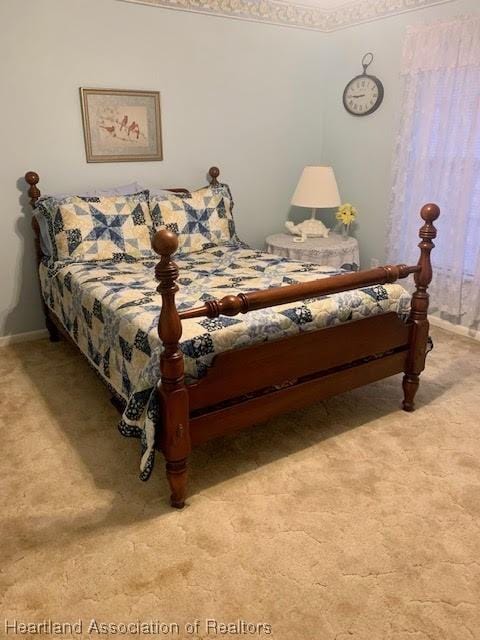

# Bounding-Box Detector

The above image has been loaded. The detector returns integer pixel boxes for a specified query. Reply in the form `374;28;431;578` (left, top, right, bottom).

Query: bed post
152;229;191;508
25;171;43;265
208;166;220;186
402;203;440;412
24;171;61;343
25;171;41;208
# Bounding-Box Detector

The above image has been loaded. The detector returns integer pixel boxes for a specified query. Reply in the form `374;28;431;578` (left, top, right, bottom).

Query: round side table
265;232;360;271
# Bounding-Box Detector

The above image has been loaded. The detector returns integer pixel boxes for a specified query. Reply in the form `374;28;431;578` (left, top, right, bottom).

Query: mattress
39;243;411;479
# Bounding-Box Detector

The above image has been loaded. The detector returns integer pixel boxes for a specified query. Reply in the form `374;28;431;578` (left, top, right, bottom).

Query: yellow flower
336;203;357;226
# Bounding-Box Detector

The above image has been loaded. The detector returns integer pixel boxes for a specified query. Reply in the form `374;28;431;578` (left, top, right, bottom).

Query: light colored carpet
1;326;479;640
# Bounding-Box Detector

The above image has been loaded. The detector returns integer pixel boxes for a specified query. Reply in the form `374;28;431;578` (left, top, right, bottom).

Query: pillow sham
149;183;237;254
36;183;145;258
37;191;153;263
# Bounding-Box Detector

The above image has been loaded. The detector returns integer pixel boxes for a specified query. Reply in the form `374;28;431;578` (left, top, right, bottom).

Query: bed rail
178;263;419;320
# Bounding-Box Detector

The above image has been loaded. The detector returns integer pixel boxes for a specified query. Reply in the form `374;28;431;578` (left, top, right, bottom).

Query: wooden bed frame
24;167;440;509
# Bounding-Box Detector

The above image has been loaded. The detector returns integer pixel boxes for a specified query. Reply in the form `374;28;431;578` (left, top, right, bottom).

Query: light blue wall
321;0;480;268
0;0;326;337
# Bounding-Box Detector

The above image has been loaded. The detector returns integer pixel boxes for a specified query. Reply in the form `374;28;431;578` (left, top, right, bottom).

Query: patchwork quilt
39;244;411;479
36;191;153;263
149;183;237;254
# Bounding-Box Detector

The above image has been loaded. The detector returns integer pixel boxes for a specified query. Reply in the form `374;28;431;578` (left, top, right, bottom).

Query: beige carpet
1;326;479;640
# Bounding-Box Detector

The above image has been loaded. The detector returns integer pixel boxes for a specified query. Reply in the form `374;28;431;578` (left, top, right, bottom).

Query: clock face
343;74;384;116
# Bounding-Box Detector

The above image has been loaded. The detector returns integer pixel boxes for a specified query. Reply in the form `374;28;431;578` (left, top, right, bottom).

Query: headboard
24;165;221;262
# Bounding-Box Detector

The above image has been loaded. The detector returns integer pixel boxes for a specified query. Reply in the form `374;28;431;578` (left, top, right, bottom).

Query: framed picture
79;88;163;163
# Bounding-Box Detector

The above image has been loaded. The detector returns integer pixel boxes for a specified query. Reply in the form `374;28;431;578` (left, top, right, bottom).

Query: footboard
187;312;410;412
152;203;439;507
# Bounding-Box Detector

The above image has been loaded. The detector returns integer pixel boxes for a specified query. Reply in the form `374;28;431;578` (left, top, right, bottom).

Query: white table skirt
265;232;360;270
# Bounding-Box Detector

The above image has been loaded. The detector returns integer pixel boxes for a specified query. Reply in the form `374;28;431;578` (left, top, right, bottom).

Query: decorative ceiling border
117;0;456;32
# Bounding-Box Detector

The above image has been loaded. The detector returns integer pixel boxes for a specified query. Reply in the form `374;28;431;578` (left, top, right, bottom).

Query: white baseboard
429;315;480;342
0;329;49;347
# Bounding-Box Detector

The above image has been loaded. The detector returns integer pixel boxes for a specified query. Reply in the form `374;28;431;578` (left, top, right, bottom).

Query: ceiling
118;0;455;32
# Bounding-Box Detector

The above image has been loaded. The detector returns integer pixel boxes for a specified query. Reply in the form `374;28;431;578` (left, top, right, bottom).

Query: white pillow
42;182;144;201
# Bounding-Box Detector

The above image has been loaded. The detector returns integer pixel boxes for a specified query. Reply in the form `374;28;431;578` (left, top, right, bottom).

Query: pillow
42;182;144;201
149;183;237;254
36;183;145;257
37;191;153;263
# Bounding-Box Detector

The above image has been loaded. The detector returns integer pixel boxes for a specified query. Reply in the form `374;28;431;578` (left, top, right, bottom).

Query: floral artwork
80;89;163;163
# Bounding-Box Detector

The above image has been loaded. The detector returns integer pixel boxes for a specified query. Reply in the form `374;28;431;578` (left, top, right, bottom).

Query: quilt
39;244;411;479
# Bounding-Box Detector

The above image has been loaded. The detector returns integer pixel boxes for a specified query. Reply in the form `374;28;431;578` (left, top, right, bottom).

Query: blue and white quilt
39;243;411;479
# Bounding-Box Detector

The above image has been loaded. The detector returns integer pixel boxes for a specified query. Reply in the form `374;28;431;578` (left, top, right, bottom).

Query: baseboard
429;315;480;342
0;329;49;347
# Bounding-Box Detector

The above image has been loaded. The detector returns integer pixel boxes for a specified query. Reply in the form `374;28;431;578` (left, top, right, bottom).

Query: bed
25;167;440;508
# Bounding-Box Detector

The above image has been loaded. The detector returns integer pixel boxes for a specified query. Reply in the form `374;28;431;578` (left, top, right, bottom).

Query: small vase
341;224;350;239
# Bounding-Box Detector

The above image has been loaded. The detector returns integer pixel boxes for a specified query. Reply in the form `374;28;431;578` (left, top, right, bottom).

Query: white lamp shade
291;166;341;208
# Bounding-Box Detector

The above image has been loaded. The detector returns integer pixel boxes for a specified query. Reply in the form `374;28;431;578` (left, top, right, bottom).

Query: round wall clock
343;53;384;117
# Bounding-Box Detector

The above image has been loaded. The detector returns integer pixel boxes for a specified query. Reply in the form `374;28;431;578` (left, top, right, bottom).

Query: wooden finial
208;166;220;186
25;170;45;267
151;228;190;508
25;171;41;207
419;203;440;248
420;202;441;225
402;203;440;412
152;228;179;262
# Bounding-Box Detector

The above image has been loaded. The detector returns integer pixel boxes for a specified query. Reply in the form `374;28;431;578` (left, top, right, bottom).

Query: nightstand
265;232;360;271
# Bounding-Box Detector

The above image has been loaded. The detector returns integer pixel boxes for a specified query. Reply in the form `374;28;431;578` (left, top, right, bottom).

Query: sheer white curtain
387;16;480;330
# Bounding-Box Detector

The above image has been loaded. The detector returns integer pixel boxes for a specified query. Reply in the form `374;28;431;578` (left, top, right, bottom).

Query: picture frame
79;88;163;163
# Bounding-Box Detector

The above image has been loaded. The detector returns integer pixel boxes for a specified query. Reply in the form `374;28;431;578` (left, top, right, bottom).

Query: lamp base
285;218;330;238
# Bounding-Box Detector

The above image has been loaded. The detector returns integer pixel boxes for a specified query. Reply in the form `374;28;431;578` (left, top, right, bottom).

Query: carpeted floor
1;326;479;639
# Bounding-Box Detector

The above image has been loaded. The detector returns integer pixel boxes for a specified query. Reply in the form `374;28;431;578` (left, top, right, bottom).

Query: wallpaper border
117;0;456;32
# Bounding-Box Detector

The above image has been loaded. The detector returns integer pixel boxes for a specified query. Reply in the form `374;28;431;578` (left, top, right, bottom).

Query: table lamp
286;166;341;239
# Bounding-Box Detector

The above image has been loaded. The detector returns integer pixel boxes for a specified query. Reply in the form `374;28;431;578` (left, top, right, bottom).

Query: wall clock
343;53;384;117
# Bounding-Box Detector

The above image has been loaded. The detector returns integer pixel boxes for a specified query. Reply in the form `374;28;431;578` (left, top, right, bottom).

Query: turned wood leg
153;230;191;509
166;458;188;509
45;314;61;342
402;373;419;412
